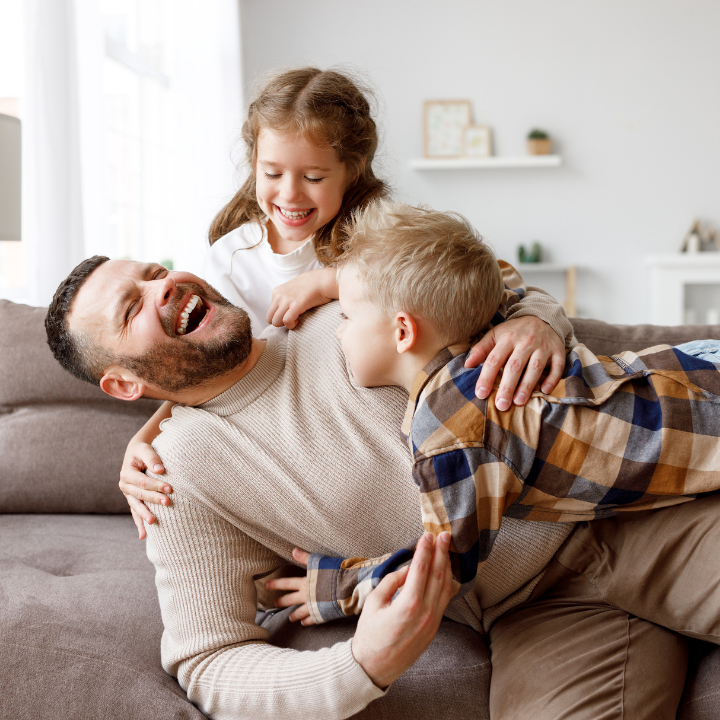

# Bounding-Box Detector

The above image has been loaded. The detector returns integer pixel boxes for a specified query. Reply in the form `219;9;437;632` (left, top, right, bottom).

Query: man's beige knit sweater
145;302;574;720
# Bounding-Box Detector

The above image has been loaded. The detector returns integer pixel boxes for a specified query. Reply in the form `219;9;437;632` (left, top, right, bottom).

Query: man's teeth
177;295;202;335
278;207;312;220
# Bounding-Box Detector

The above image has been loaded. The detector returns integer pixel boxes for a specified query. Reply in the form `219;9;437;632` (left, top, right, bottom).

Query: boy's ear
99;367;147;402
394;311;419;354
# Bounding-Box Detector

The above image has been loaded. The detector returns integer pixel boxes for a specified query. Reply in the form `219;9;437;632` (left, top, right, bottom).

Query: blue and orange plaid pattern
306;342;720;624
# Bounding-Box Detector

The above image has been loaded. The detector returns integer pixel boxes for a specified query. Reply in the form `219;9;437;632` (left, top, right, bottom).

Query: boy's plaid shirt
306;341;720;625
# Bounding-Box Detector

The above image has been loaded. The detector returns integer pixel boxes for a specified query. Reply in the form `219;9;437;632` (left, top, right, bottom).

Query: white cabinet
646;254;720;325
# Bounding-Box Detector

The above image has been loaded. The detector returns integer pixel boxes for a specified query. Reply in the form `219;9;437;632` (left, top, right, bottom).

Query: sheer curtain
23;0;243;306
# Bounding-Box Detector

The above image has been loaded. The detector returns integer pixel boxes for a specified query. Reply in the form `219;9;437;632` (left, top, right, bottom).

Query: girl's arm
467;260;576;409
119;400;175;539
266;266;338;329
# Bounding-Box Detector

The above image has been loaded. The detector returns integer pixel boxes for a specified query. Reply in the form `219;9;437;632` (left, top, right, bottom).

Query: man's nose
151;275;177;306
335;322;344;340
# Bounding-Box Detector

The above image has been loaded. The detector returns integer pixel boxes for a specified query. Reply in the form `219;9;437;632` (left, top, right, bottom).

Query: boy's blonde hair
339;201;504;345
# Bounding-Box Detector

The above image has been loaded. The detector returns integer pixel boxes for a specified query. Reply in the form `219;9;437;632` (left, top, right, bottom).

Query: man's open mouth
176;294;209;335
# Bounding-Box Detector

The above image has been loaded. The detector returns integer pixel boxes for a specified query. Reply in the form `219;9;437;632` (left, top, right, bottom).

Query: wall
239;0;720;323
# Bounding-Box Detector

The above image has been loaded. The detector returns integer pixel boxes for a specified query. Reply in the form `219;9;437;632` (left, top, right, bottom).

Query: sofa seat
0;514;207;719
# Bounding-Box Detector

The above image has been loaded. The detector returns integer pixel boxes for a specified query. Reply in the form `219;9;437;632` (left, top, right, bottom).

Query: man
46;256;720;720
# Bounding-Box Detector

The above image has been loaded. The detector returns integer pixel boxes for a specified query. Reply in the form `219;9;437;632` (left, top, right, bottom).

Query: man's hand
266;548;314;625
351;532;454;689
466;315;566;409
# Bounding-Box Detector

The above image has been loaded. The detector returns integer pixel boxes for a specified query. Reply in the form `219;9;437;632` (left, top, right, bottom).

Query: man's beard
119;282;253;394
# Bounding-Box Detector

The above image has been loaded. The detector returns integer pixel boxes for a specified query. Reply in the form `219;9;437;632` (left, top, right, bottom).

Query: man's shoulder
152;405;235;484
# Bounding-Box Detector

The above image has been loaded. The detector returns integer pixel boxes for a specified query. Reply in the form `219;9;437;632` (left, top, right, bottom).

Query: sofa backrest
2;299;719;515
0;300;160;513
570;317;720;356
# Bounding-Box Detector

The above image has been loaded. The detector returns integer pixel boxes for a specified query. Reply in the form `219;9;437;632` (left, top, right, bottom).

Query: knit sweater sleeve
497;259;578;348
145;489;386;720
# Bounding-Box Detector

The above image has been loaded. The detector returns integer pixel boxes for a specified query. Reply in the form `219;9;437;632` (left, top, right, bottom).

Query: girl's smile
255;128;349;255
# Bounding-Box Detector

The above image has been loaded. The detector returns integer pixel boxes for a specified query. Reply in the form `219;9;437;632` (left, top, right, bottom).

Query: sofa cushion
260;608;491;719
0;514;207;719
678;641;720;720
0;300;159;513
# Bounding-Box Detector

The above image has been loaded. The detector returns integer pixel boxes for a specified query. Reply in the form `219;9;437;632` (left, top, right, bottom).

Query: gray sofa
1;297;719;719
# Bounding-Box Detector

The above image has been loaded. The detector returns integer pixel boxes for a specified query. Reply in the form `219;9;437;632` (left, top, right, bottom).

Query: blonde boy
295;200;720;625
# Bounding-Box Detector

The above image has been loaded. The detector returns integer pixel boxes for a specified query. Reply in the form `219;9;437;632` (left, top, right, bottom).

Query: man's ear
99;367;147;402
394;311;419;354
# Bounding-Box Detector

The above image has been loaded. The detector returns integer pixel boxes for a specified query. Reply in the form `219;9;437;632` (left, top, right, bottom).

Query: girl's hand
119;440;173;540
265;548;314;625
466;315;566;410
266;267;339;329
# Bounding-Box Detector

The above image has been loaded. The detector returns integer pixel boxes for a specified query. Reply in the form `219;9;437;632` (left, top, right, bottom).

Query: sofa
2;297;719;719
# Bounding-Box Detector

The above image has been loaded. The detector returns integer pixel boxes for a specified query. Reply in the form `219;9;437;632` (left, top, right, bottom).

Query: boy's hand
466;315;566;410
119;440;173;540
265;548;314;625
266;267;339;329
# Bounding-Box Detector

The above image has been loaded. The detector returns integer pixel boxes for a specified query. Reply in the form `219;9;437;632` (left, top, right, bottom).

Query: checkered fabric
305;342;720;625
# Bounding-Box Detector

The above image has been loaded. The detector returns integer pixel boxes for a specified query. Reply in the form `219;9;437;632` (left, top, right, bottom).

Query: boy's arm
267;266;338;329
304;545;417;624
303;434;530;624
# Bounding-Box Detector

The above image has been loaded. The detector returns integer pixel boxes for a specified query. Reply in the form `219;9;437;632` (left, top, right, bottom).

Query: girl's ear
99;368;147;402
395;312;418;354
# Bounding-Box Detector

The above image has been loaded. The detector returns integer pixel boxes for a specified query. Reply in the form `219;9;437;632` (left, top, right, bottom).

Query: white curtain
22;0;243;306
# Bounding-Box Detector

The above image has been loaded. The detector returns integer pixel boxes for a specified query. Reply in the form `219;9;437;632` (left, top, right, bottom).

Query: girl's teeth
279;207;312;219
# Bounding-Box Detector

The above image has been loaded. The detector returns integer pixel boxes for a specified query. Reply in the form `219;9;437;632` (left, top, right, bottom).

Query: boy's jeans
675;338;720;363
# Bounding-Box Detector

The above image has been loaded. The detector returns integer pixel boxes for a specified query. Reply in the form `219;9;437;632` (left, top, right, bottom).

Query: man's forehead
69;259;142;332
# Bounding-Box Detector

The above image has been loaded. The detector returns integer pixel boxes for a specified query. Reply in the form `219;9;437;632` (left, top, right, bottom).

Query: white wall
240;0;720;323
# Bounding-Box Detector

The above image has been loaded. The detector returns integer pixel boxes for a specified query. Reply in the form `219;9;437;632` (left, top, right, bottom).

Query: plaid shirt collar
401;344;471;444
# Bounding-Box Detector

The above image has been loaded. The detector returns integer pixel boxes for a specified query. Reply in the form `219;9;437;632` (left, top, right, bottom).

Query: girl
120;66;573;538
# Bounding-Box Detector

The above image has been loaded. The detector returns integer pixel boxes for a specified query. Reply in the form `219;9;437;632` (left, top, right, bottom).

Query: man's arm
468;259;576;407
146;490;454;719
495;260;577;349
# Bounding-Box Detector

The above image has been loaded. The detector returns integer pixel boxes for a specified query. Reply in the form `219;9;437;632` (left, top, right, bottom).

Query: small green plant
527;129;549;140
160;258;174;270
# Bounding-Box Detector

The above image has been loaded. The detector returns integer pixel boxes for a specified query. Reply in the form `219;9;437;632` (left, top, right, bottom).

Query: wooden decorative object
424;100;472;158
527;138;552;155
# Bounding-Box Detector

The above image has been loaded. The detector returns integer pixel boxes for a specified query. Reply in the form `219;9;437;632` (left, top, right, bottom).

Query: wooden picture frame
464;125;492;157
423;100;472;158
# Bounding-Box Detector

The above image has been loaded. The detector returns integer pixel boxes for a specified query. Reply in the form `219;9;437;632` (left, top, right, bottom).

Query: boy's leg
555;493;720;643
488;559;689;720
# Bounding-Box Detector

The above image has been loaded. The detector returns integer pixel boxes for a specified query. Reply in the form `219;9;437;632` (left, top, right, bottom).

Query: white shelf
516;262;569;272
409;155;562;170
646;253;720;268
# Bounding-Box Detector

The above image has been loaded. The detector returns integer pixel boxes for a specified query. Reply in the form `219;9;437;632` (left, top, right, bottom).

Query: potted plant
527;129;552;155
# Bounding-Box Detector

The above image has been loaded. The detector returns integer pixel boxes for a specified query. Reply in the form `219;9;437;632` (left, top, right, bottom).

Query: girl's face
255;128;350;255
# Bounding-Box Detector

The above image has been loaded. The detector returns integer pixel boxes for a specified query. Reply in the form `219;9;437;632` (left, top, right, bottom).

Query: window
102;0;174;267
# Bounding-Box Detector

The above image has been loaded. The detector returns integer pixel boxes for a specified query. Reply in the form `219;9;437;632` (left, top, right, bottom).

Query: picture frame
423;100;472;158
464;125;493;157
